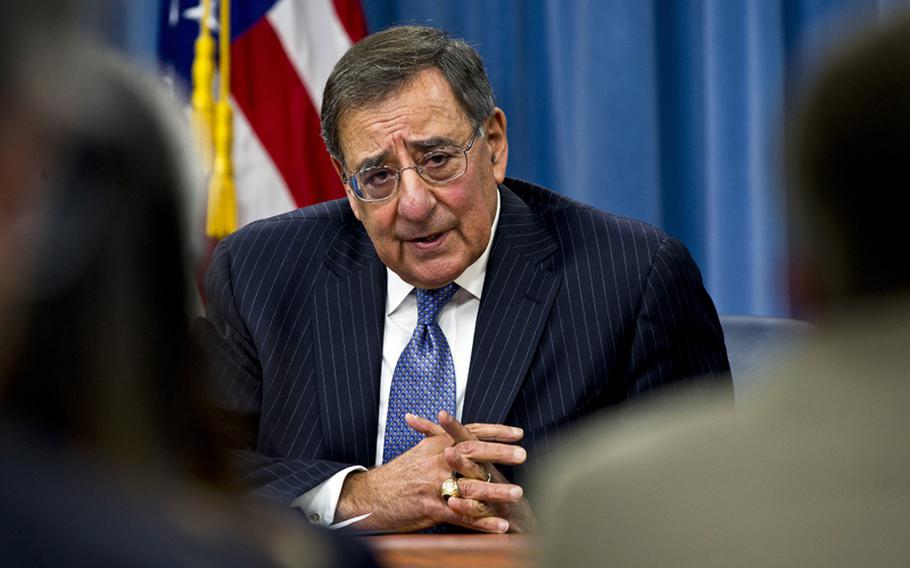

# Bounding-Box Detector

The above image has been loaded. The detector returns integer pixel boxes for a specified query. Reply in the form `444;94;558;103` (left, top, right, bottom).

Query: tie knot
416;283;459;325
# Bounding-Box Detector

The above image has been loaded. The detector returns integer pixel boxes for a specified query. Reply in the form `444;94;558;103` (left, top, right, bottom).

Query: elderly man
200;25;729;533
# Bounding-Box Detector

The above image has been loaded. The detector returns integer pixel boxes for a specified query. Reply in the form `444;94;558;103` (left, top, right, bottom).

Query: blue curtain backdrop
112;0;909;316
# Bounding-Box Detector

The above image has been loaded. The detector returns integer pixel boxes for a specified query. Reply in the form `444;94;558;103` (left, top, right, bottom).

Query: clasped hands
334;410;537;533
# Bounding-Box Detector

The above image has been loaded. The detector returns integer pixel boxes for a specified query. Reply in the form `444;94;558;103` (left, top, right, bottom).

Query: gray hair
321;25;496;166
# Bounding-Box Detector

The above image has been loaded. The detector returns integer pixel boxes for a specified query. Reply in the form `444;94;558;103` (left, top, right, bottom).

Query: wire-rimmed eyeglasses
343;128;482;203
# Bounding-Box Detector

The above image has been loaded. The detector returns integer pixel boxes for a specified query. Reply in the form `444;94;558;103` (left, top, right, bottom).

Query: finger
405;412;446;436
446;496;492;518
438;412;525;444
438;410;475;443
465;423;524;443
456;478;524;503
444;446;488;480
441;510;510;534
455;440;528;465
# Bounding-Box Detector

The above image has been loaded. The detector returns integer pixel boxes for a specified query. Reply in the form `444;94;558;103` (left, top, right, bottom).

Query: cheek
462;216;491;256
453;201;495;255
358;204;400;248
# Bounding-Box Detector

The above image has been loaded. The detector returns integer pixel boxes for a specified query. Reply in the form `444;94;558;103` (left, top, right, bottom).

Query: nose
396;166;436;222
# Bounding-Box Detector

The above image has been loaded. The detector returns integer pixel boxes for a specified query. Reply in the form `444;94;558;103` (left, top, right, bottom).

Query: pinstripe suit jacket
200;178;730;504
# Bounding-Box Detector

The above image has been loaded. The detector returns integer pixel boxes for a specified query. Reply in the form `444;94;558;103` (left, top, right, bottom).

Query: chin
395;251;456;286
410;276;456;290
409;265;463;290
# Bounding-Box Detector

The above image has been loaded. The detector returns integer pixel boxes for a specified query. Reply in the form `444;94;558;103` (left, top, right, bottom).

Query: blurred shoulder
533;389;740;566
536;386;737;497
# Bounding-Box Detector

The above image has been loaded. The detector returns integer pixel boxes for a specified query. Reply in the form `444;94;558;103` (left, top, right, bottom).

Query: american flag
159;0;367;227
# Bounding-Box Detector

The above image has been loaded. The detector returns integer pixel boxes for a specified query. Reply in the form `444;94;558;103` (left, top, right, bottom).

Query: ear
484;108;509;184
331;155;363;221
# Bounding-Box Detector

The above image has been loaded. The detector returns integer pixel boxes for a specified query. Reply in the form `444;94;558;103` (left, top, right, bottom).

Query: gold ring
440;477;460;500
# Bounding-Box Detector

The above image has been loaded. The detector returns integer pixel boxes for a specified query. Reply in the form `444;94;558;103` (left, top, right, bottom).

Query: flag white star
183;0;219;32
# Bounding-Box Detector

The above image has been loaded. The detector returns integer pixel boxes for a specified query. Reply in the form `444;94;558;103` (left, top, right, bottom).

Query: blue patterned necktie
382;283;459;463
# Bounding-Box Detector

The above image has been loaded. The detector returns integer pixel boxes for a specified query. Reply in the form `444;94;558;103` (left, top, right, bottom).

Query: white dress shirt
292;191;501;527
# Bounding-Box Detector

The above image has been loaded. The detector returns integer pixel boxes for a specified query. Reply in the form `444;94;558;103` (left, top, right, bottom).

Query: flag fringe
206;100;236;238
192;0;237;239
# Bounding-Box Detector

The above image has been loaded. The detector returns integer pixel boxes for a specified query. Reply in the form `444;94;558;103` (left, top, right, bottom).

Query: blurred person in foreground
0;1;59;383
537;13;910;567
198;24;730;534
0;24;375;567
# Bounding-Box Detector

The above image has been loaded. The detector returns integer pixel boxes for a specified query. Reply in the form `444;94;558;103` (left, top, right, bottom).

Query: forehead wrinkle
354;131;468;173
341;112;409;171
352;128;468;170
338;68;472;171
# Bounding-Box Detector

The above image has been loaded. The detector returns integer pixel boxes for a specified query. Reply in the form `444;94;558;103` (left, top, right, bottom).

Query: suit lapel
463;186;562;425
313;221;385;466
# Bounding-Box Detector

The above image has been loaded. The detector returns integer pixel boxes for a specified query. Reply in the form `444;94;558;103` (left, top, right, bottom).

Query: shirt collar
386;188;501;316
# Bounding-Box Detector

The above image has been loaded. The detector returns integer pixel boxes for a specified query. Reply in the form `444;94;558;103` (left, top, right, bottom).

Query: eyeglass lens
352;147;468;201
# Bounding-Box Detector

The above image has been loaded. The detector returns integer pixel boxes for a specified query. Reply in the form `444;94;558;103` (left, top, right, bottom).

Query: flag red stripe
332;0;368;42
231;18;345;208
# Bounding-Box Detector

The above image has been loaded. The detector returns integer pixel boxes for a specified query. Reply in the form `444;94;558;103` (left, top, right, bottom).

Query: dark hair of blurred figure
0;0;67;376
0;47;225;484
0;13;376;567
788;13;910;316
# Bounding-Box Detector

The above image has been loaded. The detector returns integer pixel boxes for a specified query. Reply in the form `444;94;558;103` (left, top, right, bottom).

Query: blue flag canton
157;0;279;86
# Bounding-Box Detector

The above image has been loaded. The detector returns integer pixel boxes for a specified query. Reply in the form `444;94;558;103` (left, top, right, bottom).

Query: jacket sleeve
624;236;732;401
197;239;354;504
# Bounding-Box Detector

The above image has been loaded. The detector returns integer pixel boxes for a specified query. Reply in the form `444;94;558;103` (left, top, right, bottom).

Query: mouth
413;232;443;243
407;230;449;250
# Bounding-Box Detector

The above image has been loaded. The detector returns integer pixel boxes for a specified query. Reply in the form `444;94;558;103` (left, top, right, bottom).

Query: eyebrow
410;136;460;150
353;151;391;174
352;135;462;173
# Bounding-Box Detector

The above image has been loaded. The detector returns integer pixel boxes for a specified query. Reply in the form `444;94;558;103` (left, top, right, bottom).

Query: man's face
332;68;509;289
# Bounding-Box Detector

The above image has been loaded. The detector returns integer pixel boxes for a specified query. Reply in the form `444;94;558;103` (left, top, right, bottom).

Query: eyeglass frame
341;126;483;203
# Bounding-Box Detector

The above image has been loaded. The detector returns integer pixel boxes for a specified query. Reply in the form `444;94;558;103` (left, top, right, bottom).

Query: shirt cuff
290;465;369;528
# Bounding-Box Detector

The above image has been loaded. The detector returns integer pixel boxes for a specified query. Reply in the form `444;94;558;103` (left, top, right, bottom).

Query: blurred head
0;0;67;377
0;46;221;482
321;26;508;288
0;97;35;357
788;14;910;315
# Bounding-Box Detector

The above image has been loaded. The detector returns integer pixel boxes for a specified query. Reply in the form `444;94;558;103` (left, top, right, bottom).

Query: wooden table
363;534;538;568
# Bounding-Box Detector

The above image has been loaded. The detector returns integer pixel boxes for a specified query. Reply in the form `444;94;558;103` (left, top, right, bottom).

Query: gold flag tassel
206;0;237;238
191;0;215;169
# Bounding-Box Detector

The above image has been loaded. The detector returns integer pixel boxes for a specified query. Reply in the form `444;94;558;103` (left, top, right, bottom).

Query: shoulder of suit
503;177;670;247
